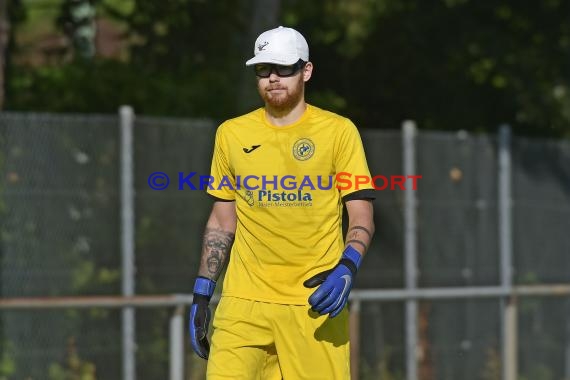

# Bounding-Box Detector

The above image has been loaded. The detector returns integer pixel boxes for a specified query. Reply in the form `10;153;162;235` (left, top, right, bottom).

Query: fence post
566;313;570;380
498;124;516;380
120;105;136;380
170;305;185;380
403;120;418;380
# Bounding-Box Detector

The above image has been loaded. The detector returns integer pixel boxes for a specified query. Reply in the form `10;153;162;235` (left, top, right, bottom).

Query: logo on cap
257;41;269;51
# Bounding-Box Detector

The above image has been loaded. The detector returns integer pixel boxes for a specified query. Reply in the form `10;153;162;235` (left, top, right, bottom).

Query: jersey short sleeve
207;124;235;201
334;119;375;200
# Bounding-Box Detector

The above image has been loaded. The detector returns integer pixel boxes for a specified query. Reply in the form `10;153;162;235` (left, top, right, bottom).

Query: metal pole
498;124;516;380
170;305;185;380
120;105;136;380
403;120;418;380
2;286;570;310
566;309;570;380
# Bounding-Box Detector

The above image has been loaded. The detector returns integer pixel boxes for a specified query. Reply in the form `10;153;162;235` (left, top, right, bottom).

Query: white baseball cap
245;26;309;66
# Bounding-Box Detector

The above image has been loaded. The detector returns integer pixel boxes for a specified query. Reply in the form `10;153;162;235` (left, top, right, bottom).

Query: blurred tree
119;0;252;117
284;0;570;137
0;0;7;109
237;0;281;113
0;0;25;110
6;0;570;137
57;0;97;59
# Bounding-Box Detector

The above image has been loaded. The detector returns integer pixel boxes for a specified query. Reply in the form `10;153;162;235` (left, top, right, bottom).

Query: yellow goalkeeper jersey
206;104;374;304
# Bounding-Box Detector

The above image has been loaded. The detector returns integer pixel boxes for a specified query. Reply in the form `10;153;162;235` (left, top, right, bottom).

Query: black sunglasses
254;59;306;78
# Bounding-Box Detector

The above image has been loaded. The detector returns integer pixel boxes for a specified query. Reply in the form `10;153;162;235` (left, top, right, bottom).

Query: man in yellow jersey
189;26;376;379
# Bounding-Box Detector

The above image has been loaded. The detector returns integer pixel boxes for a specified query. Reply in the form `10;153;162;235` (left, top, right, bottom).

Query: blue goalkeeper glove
189;276;216;359
304;245;362;318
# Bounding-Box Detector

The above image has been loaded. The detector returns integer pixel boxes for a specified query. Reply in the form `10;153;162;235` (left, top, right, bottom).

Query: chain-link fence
0;113;122;379
1;111;569;380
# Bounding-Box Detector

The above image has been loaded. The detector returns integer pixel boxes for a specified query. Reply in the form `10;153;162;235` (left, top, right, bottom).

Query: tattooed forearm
348;226;372;240
199;227;235;280
346;225;373;253
346;239;368;252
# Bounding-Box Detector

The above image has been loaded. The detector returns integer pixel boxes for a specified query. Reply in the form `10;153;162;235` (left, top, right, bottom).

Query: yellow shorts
207;296;351;380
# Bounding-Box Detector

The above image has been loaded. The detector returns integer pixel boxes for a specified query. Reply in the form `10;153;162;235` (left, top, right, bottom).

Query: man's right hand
189;276;216;359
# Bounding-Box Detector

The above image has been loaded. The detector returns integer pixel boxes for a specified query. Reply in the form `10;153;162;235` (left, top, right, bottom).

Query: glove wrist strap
341;245;363;275
194;276;216;299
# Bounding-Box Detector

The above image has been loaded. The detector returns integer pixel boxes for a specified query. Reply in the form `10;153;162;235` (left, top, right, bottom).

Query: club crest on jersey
244;190;255;206
292;138;315;161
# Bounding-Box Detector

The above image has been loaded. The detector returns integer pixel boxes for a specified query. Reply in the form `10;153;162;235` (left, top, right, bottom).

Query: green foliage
7;58;239;118
48;337;96;380
6;0;570;137
519;365;554;380
0;340;16;379
286;0;570;137
8;0;26;25
56;0;97;58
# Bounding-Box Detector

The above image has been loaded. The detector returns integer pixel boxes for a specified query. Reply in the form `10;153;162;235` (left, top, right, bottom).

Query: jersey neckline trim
260;104;313;130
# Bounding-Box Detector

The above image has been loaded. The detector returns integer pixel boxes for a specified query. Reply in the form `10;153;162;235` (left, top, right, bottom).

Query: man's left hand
303;245;362;318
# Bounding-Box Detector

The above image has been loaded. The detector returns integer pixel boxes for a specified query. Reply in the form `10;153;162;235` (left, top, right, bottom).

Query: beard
258;75;305;112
